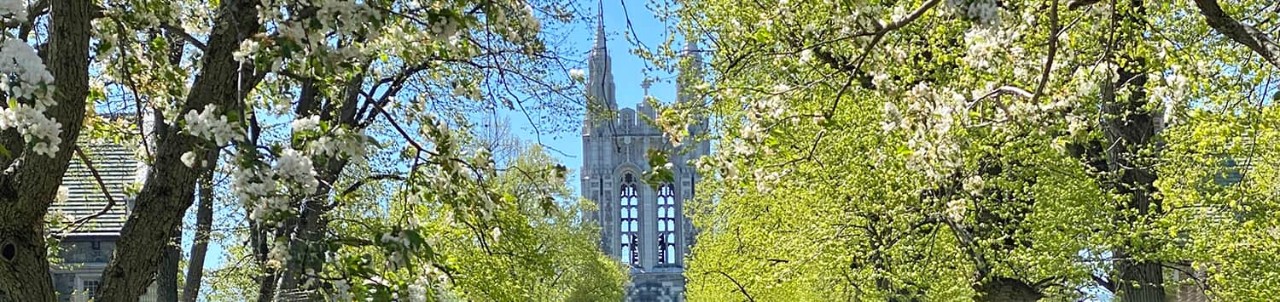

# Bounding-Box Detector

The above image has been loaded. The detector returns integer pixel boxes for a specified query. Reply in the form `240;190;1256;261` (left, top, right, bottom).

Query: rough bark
0;0;92;300
94;0;261;299
156;224;181;302
181;156;217;302
975;277;1043;302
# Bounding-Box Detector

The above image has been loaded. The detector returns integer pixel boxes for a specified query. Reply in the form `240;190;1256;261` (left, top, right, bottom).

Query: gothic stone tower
580;18;709;302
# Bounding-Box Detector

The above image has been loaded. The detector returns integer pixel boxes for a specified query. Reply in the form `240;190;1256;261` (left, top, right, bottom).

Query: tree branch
713;271;756;302
160;23;208;51
56;146;121;237
1194;0;1280;69
337;174;405;198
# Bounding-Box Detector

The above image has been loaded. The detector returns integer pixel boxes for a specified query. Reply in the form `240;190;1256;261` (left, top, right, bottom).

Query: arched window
656;183;677;265
620;174;640;266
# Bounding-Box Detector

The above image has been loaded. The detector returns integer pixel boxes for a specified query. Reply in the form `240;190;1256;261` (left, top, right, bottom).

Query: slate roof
50;142;140;236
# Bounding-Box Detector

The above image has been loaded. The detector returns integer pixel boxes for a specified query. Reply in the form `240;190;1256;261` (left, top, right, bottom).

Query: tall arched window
620;174;640;266
656;183;677;265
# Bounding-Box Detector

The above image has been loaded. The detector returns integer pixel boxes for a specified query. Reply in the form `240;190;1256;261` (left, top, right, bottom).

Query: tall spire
594;0;607;51
584;1;617;134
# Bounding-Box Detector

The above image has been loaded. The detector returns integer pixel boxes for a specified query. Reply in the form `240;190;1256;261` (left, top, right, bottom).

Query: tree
645;0;1280;300
0;0;592;300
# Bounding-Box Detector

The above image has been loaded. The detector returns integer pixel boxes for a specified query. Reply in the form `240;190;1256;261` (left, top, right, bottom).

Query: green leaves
654;0;1280;300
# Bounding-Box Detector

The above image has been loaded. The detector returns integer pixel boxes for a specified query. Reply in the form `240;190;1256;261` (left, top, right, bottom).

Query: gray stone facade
580;18;708;302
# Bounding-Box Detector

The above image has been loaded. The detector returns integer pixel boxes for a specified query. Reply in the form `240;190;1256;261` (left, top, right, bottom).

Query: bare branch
160;23;208;51
713;271;756;302
57;146;121;237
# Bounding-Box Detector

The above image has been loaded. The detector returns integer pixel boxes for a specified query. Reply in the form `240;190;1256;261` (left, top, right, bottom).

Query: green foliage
644;0;1280;300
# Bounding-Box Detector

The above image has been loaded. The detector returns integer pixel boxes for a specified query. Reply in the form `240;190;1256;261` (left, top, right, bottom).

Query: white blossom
963;27;1012;70
55;186;69;203
882;102;902;132
946;198;967;221
292;115;320;132
963;175;984;196
184;104;244;146
233;39;259;63
0;38;61;157
568;69;586;82
276;148;319;193
181;151;199;168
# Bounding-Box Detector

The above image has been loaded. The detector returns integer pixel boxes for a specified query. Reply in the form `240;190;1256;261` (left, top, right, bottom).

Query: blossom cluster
883;83;966;181
232;148;319;224
0;38;62;157
944;0;1002;26
0;0;26;24
184;104;245;146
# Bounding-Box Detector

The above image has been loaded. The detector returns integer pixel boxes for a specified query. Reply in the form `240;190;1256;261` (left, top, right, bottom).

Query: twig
57;146;122;236
713;271;756;302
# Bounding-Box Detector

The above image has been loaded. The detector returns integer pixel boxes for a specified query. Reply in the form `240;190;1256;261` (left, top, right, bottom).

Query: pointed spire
594;1;607;51
585;0;617;133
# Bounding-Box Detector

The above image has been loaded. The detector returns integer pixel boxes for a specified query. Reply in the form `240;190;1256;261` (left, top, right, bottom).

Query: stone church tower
579;17;709;302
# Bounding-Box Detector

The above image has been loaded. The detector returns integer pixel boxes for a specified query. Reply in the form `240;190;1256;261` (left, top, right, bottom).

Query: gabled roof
51;142;140;236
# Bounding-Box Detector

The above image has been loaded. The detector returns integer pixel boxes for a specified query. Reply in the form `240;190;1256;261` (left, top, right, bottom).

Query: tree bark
0;0;92;300
1101;0;1165;300
974;277;1043;302
94;0;261;299
156;225;182;302
181;156;217;302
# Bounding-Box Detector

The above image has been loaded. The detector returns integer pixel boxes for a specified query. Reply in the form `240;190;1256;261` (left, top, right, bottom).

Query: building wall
583;105;705;302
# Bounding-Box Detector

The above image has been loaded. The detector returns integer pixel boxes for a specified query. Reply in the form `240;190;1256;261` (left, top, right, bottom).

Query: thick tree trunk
94;0;261;299
1102;0;1165;299
975;277;1043;302
156;225;182;302
1116;258;1165;302
0;0;92;300
181;161;216;302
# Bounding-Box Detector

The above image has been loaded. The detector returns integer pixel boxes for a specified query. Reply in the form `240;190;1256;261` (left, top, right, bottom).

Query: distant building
579;16;709;302
48;130;157;301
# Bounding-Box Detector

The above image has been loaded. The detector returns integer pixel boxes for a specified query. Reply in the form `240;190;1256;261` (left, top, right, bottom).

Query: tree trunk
94;0;262;299
1102;0;1165;299
272;69;365;300
181;160;216;302
0;0;92;300
1116;258;1165;302
156;224;182;302
974;277;1043;302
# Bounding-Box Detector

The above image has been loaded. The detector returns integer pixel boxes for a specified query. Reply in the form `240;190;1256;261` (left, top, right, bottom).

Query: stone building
47;132;157;301
579;18;708;302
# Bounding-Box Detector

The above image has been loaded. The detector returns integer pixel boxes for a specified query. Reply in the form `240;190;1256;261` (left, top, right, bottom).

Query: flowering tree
646;0;1280;300
0;0;603;301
